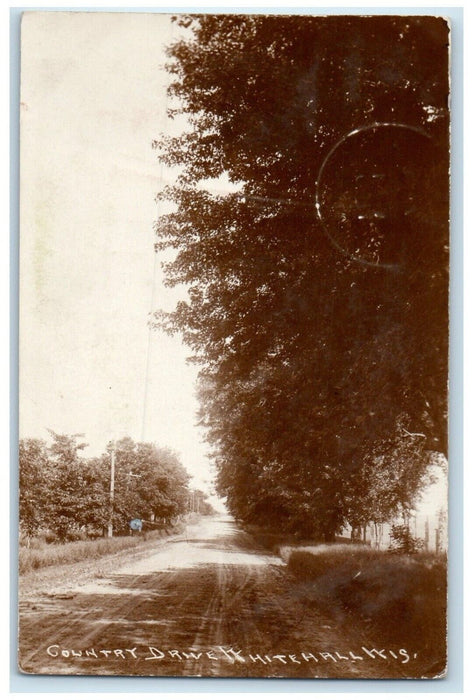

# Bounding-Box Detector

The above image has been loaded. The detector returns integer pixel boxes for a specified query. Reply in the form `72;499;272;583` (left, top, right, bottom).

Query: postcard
18;11;450;679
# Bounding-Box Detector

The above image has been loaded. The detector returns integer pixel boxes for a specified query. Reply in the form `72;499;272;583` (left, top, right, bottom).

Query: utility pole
107;443;116;538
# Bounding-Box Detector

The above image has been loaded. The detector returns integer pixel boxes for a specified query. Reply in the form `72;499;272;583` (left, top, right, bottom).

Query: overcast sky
19;12;218;492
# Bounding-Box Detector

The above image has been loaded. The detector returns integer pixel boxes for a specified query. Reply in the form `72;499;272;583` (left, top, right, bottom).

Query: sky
19;12;218;494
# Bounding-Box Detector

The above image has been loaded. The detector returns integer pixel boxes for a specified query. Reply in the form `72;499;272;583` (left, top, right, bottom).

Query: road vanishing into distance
19;515;420;678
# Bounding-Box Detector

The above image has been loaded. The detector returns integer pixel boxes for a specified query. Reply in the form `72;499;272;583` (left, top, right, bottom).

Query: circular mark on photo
315;122;434;269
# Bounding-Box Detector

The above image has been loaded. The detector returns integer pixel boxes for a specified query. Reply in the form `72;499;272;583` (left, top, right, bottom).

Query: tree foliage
19;438;51;538
93;438;191;531
19;434;193;541
45;432;99;541
154;15;449;537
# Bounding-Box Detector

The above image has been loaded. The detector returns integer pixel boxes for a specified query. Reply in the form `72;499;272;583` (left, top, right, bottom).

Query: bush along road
18;514;446;678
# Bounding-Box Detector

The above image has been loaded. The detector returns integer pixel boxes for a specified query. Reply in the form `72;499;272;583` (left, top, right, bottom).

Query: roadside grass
19;527;180;575
286;545;447;671
243;523;313;552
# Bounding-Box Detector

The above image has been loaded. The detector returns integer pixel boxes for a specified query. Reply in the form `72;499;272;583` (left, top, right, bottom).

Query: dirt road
18;515;419;678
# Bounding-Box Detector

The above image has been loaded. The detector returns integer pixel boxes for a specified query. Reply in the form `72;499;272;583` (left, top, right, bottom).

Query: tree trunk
324;529;336;543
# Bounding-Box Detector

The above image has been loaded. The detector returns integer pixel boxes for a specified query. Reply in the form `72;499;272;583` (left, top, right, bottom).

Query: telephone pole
107;443;116;537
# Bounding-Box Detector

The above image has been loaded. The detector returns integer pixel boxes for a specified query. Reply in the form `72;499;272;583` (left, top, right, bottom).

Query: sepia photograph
18;11;449;679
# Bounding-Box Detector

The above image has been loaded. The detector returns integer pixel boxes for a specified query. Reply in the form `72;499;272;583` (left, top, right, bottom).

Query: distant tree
95;438;191;532
19;438;51;539
46;431;103;541
133;442;190;522
189;488;216;515
19;433;192;541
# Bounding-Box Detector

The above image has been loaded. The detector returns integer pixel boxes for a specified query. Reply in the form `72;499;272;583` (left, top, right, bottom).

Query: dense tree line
153;15;449;539
19;432;197;542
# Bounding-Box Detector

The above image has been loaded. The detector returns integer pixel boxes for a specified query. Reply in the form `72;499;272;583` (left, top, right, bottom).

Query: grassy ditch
286;545;447;674
19;526;181;576
243;522;313;552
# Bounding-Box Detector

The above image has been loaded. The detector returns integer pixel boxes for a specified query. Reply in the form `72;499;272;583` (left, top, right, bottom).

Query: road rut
18;515;419;678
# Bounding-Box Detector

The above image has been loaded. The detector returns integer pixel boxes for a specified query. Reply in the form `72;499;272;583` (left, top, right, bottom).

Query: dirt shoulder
18;529;184;598
18;515;426;679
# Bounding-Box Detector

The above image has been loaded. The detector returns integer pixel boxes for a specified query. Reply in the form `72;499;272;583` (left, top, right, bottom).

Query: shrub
388;524;425;554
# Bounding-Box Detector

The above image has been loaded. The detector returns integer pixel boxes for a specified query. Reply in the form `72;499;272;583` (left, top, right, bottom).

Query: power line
141;246;159;443
141;19;175;444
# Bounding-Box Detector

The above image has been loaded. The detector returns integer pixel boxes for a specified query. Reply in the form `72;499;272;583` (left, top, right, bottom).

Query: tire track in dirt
18;515;413;678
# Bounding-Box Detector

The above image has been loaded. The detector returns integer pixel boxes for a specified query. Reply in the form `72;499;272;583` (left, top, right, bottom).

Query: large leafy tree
19;438;52;539
19;434;192;540
46;432;105;541
94;438;191;531
343;420;437;537
154;15;449;537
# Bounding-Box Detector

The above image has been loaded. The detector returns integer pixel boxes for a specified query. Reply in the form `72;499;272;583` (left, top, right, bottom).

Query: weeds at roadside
19;528;175;575
286;545;447;675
